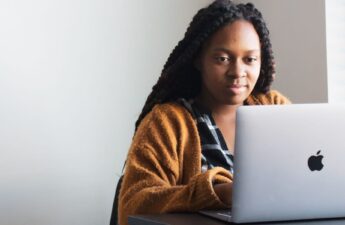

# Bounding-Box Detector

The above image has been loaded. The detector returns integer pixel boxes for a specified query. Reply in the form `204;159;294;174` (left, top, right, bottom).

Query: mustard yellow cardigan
118;90;291;225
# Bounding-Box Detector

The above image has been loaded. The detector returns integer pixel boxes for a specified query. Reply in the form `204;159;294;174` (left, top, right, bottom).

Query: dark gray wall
235;0;328;103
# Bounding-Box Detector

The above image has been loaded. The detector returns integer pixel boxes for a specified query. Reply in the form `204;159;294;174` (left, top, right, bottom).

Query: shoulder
149;102;194;124
131;102;199;158
246;90;292;105
136;102;196;137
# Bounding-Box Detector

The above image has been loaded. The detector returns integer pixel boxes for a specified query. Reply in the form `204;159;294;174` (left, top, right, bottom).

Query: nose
226;60;246;78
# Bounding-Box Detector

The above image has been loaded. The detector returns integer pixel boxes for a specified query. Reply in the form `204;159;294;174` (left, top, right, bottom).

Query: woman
117;1;290;224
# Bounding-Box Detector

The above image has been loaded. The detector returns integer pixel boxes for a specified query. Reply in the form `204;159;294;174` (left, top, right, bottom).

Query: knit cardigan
118;90;291;225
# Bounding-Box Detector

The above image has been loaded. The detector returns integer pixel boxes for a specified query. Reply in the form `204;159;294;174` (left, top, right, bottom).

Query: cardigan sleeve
246;90;292;105
268;90;292;104
118;103;232;225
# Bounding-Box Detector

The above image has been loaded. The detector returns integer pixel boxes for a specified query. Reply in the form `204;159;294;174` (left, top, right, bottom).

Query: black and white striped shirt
178;99;234;174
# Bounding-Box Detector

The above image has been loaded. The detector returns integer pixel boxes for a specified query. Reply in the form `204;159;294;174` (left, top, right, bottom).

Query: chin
224;99;244;106
223;95;247;105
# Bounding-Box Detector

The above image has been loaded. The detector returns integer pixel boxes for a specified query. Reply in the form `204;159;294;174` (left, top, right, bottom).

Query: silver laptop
200;103;345;223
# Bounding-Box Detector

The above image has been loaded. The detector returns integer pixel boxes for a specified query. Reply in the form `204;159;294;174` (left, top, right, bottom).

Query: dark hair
135;0;275;130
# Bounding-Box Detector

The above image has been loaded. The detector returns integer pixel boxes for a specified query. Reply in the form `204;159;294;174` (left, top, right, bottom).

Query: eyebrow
212;47;261;54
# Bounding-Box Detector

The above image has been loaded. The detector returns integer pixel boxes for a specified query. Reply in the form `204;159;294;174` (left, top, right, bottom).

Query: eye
214;56;230;64
245;56;258;64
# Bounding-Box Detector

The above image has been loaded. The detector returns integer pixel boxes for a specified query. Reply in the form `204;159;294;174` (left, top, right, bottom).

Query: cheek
249;66;261;82
201;65;224;82
207;62;229;76
203;71;225;89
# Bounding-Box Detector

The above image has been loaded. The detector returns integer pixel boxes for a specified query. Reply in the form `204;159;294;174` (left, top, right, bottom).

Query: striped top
179;98;234;174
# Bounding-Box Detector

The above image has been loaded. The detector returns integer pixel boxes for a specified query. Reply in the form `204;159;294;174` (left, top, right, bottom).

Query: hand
213;182;232;206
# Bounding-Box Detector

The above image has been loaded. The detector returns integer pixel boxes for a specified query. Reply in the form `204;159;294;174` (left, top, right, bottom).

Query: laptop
200;103;345;223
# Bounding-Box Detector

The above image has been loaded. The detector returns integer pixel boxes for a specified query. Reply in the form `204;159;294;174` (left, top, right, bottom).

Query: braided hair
135;0;275;131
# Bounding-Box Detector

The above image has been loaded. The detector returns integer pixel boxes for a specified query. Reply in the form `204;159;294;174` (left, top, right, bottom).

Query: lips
228;84;246;88
227;84;248;88
226;83;248;94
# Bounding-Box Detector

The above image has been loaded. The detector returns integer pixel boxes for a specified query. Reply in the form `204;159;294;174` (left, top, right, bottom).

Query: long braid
135;0;276;131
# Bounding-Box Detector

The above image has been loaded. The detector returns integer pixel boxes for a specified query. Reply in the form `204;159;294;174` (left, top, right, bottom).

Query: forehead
204;20;261;52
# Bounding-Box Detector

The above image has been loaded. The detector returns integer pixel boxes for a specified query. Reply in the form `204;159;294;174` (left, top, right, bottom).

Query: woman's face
196;20;261;106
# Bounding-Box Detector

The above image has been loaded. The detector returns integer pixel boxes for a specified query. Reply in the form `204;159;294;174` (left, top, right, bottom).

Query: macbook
200;103;345;223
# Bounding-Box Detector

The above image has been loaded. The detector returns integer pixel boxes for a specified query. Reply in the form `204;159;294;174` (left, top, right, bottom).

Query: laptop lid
232;103;345;223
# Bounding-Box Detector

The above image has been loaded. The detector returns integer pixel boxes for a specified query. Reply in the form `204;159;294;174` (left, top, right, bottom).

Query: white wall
0;0;211;224
326;0;345;103
235;0;328;103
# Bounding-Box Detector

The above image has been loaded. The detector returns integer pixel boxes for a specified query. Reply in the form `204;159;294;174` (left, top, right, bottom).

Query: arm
118;104;232;225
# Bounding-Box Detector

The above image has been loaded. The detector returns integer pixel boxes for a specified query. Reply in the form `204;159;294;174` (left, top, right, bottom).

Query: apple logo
308;150;324;171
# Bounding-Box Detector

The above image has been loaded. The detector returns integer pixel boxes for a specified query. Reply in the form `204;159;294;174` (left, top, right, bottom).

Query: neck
195;94;242;118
